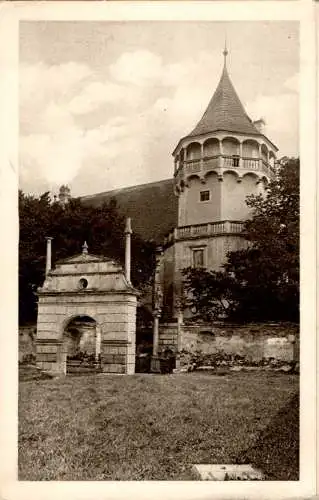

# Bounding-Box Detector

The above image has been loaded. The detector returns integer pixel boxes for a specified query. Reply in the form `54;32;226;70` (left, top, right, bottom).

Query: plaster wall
165;235;248;318
220;172;257;220
178;174;221;226
44;266;126;292
159;322;299;363
174;235;248;273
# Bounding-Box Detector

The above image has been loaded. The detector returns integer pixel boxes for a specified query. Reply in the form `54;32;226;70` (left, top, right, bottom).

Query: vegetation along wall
159;322;299;364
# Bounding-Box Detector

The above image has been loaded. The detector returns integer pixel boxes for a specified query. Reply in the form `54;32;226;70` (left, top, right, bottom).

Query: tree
182;158;299;322
181;268;237;322
19;191;156;325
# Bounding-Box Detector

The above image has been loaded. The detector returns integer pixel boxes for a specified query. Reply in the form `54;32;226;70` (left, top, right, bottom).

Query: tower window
200;190;210;202
192;248;205;268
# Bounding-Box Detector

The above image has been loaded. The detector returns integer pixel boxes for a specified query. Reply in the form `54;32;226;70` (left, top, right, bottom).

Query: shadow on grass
236;392;299;480
19;364;54;382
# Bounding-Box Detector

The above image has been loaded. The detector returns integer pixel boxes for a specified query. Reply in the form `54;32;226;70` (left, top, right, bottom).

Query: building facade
160;50;277;319
82;50;278;323
36;242;137;375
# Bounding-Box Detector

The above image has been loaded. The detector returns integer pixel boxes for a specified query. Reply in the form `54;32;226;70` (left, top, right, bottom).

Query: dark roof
188;63;260;138
81;179;178;244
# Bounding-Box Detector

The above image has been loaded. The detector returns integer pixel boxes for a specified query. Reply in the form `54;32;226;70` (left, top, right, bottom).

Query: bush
20;353;36;365
67;352;101;365
178;349;296;372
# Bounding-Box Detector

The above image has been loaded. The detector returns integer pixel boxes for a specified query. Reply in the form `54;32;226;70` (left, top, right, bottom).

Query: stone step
192;464;265;480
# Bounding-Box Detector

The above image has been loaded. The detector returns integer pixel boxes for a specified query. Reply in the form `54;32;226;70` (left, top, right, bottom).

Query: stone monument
35;219;137;375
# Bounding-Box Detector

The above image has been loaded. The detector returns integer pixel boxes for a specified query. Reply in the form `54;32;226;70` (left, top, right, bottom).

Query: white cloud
20;61;91;106
68;81;123;115
110;50;163;86
19;49;299;196
246;91;298;154
20;128;86;186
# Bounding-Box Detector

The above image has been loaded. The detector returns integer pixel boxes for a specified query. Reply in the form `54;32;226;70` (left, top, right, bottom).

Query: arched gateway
36;235;137;375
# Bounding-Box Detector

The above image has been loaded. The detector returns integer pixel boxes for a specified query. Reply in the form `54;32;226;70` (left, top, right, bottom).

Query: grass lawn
19;368;299;480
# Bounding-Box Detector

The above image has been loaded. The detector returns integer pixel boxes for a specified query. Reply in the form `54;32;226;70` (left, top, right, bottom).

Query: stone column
95;324;101;362
288;333;299;369
124;218;132;284
239;141;243;168
258;143;263;170
45;237;53;275
200;142;204;175
175;300;183;370
150;246;163;373
150;310;161;373
152;310;160;356
219;139;224;169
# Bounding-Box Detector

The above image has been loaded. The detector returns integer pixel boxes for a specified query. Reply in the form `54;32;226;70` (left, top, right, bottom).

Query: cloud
244;71;299;154
246;91;298;154
20;129;86;186
110;50;163;86
68;81;125;115
19;49;299;196
20;61;91;106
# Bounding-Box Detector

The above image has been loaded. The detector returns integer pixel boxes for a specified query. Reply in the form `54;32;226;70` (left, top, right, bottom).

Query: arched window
186;142;201;160
222;137;240;156
203;138;219;157
242;139;259;158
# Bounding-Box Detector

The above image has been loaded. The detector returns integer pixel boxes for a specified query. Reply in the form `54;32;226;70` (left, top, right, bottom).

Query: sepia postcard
0;1;317;499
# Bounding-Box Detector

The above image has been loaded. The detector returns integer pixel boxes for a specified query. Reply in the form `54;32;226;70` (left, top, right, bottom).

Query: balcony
242;158;259;170
164;220;245;245
177;154;275;183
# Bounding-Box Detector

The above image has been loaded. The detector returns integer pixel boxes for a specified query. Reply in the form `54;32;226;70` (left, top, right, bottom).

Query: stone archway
36;246;137;375
62;315;102;374
64;315;97;356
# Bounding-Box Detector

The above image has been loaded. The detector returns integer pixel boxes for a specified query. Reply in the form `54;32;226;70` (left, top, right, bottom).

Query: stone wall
36;293;137;375
19;326;36;362
159;322;299;363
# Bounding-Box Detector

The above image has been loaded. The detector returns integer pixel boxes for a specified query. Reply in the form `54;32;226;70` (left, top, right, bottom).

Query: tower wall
174;235;249;275
220;172;259;221
164;52;278;321
162;234;248;318
178;173;221;227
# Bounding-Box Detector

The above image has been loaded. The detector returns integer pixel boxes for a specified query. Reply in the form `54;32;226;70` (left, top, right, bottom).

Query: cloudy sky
19;21;299;197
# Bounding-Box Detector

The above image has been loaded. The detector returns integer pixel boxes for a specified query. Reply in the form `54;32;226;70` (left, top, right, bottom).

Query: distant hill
81;178;178;244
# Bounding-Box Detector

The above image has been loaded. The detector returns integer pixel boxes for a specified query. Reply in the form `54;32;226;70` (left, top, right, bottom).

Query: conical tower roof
188;55;259;138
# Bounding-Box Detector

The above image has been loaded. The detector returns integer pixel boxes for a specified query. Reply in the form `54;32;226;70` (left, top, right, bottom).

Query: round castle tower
161;48;278;319
171;48;277;268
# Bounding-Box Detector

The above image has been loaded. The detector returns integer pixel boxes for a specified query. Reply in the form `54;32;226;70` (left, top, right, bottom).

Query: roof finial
82;241;88;254
223;38;228;66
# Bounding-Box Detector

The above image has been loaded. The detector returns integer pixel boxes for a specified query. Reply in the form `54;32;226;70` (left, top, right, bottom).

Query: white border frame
0;2;316;499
